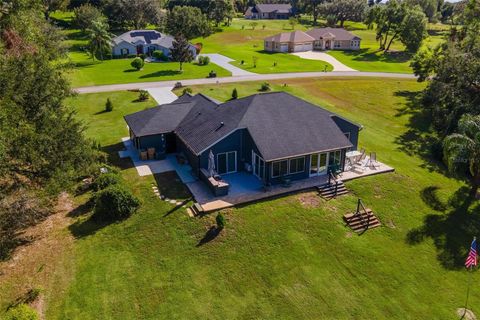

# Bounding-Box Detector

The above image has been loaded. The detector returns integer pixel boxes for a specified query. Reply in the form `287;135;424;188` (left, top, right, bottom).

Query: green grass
53;13;231;87
194;18;447;74
24;77;480;319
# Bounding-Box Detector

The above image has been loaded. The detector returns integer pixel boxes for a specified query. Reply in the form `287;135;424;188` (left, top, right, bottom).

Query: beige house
264;31;315;53
264;28;361;53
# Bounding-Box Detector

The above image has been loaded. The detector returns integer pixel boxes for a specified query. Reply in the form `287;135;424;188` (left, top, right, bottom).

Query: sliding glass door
310;153;328;176
252;151;265;180
217;151;237;175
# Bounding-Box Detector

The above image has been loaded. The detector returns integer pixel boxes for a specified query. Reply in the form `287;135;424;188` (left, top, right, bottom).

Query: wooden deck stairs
317;173;349;200
344;199;381;233
190;202;204;217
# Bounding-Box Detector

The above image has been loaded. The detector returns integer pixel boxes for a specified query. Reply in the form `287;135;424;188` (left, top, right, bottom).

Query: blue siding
199;130;244;171
266;155;310;185
176;136;200;175
331;116;360;150
138;134;166;152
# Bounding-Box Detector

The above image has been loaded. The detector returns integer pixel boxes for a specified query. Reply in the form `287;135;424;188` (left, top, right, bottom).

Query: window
272;160;288;178
272;157;305;177
344;132;351;140
329;150;342;167
289;157;305;174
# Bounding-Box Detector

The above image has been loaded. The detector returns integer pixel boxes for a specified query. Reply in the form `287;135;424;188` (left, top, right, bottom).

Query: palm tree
86;20;112;61
443;114;480;198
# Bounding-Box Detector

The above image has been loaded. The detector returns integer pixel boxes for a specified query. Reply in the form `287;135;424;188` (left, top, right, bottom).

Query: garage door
293;43;312;52
280;44;288;52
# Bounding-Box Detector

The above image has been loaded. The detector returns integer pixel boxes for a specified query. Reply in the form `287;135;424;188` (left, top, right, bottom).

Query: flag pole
462;236;476;319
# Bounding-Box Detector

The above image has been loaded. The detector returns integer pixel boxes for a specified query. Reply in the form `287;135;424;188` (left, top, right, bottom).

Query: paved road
291;51;356;72
201;53;256;76
75;71;416;94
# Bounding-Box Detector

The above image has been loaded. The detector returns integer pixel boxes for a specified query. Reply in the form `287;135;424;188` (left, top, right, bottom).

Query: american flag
465;238;477;268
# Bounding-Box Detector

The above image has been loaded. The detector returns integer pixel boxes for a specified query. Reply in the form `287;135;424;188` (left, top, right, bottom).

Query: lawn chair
356;149;366;165
368;152;380;168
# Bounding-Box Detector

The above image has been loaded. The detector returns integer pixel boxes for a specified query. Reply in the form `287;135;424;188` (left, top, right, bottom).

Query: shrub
260;82;270;92
130;57;144;71
152;50;164;60
216;213;226;230
93;185;140;222
138;90;149;101
4;304;39;320
92;172;121;191
105;98;113;112
197;55;210;66
139;53;146;60
231;88;238;99
182;87;193;95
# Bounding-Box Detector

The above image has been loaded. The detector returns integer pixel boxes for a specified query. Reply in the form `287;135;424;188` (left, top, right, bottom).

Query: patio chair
356;149;366;164
368;152;380;168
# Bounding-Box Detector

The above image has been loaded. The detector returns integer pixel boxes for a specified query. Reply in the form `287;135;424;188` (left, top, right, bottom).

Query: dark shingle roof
176;92;355;161
264;30;315;43
124;97;198;137
125;92;358;161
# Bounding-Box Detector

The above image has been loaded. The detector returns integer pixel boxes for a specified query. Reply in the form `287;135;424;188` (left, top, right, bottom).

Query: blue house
124;92;361;195
111;30;197;58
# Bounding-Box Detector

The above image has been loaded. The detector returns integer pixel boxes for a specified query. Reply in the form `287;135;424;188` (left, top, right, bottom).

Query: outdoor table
346;150;362;164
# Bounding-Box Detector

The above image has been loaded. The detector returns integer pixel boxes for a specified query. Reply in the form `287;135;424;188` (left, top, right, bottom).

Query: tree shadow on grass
406;186;480;269
68;216;114;239
101;142;135;171
393;90;447;174
420;186;448;212
196;226;221;247
337;48;412;64
139;70;182;79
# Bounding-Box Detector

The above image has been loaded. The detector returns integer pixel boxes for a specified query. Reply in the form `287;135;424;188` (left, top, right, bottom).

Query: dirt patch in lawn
0;192;77;318
297;192;322;208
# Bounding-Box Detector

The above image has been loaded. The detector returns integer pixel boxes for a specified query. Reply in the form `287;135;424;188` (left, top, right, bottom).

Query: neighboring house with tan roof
264;30;315;52
264;28;361;53
245;4;293;19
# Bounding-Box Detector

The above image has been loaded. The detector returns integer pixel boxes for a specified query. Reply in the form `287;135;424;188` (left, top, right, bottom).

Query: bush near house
130;57;144;71
93;185;140;222
197;55;210;66
91;172;121;191
216;213;226;230
260;82;270;92
152;50;168;61
138;90;149;101
231;88;238;99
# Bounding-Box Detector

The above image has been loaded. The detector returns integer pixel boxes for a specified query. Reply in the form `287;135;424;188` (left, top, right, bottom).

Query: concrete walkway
75;71;415;94
291;51;357;72
145;86;177;104
201;53;256;76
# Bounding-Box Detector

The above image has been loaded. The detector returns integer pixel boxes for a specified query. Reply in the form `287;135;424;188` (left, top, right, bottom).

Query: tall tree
86;19;112;60
210;0;235;26
320;0;367;27
170;34;194;71
304;0;324;26
103;0;164;30
411;0;480;135
366;0;427;52
166;6;212;40
443;115;480;197
73;4;107;32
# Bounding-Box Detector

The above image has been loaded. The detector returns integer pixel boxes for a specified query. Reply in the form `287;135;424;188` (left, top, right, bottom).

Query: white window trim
216;151;237;174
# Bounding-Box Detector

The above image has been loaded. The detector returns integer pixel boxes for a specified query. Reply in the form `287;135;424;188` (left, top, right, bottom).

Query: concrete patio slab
118;137;197;183
291;51;357;72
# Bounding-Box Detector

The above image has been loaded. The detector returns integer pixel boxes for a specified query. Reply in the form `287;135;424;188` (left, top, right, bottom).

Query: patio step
343;209;381;233
317;181;348;200
190;202;204;217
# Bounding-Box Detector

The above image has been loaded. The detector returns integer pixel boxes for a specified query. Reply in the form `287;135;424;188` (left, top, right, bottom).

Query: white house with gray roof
245;4;293;19
111;30;197;58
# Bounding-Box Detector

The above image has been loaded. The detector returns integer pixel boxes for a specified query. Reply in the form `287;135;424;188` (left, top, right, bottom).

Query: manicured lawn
194;19;447;74
52;12;231;87
27;77;480;319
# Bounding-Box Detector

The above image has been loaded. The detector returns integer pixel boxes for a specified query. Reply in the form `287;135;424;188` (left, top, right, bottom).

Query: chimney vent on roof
215;121;225;131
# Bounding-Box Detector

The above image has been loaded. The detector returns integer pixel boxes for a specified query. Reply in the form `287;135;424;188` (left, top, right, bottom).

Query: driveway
201;53;256;76
145;86;177;104
291;51;357;72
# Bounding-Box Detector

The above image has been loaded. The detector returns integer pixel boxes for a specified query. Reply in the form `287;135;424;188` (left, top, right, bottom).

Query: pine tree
170;34;194;72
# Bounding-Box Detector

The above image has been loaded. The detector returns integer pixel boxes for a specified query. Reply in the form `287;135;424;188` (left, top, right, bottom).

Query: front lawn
52;12;231;87
19;77;478;319
194;19;447;74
